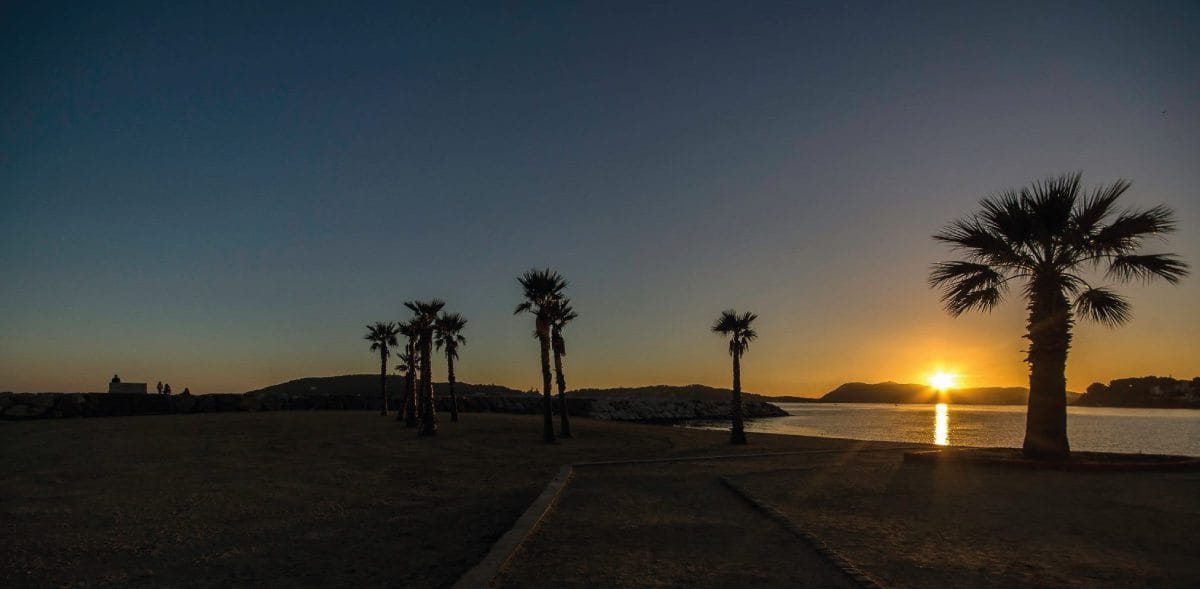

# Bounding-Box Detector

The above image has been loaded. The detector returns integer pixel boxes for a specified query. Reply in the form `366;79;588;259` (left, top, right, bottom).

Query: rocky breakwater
0;392;252;419
573;398;788;422
1;391;788;422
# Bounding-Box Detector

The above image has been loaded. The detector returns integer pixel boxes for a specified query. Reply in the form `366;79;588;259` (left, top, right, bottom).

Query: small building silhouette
108;374;148;394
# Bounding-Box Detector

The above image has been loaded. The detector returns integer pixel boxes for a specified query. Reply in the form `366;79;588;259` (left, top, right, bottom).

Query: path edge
452;464;574;588
720;476;887;589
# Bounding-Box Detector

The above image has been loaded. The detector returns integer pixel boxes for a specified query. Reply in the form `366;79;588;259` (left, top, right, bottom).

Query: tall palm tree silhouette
931;172;1188;459
712;310;757;445
548;298;578;438
435;311;468;423
515;269;568;444
397;318;421;427
364;321;400;416
405;300;445;437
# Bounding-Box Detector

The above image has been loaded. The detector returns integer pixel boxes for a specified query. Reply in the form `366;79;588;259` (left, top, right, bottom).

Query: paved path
493;457;868;588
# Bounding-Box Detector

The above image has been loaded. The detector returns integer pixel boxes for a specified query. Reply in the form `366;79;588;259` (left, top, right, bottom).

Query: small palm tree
712;310;758;445
405;299;446;437
515;269;568;444
435;311;468;423
397;320;421;427
931;172;1188;459
364;321;400;416
548;298;578;438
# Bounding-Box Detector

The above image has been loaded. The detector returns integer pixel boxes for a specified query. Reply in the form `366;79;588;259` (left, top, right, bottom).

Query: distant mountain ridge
245;375;533;398
818;381;1081;405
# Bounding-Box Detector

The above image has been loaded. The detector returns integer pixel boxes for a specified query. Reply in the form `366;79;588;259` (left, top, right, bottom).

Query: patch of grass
0;412;788;587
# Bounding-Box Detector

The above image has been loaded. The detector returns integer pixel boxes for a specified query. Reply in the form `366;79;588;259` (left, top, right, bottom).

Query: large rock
57;394;84;417
3;403;44;418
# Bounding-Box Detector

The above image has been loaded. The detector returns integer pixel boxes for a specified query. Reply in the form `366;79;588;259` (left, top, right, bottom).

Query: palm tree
515;269;568;444
397;320;420;427
435;311;468;423
930;172;1188;459
548;298;578;438
405;299;446;437
712;310;758;445
393;351;412;423
364;321;400;416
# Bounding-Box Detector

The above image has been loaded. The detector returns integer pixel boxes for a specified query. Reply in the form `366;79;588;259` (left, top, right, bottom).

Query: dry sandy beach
2;412;1197;587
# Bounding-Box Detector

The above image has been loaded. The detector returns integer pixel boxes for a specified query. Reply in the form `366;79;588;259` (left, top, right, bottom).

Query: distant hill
571;384;781;404
1076;376;1200;408
819;382;1081;405
245;375;534;398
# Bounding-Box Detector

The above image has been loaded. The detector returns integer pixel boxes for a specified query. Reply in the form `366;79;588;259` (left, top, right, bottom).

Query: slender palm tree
405;299;445;437
548;298;578;438
393;351;412;423
397;320;420;427
931;173;1188;459
515;269;568;444
712;310;758;445
364;321;400;416
435;311;468;423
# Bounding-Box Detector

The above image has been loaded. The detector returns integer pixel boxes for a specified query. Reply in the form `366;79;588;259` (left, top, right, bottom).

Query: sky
2;1;1198;396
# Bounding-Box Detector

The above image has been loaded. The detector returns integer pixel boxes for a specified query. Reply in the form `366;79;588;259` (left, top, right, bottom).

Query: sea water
690;403;1200;457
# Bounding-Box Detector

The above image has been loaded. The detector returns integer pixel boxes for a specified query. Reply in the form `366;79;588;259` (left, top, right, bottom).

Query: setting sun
929;371;958;391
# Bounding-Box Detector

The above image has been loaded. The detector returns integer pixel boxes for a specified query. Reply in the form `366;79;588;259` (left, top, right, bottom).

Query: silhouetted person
111;374;121;384
182;387;190;395
163;383;172;395
156;381;164;395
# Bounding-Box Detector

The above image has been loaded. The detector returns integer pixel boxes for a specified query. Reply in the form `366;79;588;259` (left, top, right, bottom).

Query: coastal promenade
3;412;1197;587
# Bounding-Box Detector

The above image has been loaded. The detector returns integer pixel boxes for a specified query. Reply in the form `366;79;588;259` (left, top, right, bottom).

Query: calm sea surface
690;403;1200;457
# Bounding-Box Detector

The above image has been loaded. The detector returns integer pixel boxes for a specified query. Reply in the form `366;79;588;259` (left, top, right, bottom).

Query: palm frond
1073;178;1131;234
1025;172;1081;242
929;261;1007;315
365;321;400;351
933;217;1030;268
1091;205;1178;254
946;287;1003;316
1073;287;1132;327
1106;253;1189;284
711;310;739;335
741;326;758;343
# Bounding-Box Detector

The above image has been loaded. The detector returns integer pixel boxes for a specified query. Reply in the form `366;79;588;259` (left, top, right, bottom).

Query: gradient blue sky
2;1;1197;395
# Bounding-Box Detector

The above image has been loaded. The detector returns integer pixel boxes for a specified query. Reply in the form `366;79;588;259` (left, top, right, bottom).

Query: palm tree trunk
398;370;414;424
539;330;556;444
1022;284;1072;459
447;353;459;423
730;350;747;445
379;350;388;416
418;333;437;436
404;345;418;427
554;345;571;438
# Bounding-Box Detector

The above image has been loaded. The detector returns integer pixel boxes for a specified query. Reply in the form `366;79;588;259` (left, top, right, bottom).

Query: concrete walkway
491;457;871;588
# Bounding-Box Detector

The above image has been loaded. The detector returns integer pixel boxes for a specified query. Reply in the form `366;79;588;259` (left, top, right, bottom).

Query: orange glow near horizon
929;371;958;392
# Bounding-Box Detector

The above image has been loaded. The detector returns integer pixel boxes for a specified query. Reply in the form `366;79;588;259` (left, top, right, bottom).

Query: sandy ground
3;412;1197;587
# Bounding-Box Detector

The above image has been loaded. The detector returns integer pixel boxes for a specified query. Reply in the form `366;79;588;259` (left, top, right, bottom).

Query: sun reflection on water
935;403;949;446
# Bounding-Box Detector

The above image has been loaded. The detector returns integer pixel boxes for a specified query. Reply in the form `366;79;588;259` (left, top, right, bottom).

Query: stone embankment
0;392;788;421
